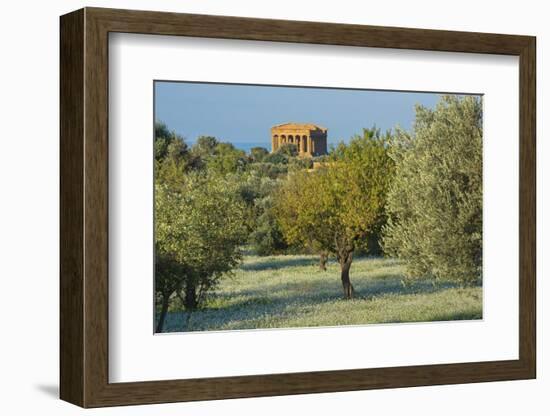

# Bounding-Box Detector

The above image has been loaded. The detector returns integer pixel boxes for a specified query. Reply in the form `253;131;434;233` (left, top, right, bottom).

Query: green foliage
191;135;219;159
154;121;189;162
249;215;288;256
274;170;328;251
277;143;299;157
263;151;289;165
155;171;247;330
274;129;393;297
207;142;249;175
154;121;203;186
288;156;313;171
250;162;288;179
249;185;288;255
262;143;299;165
383;95;483;286
233;172;288;255
276;129;393;255
249;146;269;163
326;129;394;252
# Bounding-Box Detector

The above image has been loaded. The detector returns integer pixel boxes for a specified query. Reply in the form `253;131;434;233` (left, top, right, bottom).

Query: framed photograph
60;7;536;408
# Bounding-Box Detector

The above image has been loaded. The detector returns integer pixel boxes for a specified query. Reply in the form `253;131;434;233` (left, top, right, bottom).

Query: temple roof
271;122;327;132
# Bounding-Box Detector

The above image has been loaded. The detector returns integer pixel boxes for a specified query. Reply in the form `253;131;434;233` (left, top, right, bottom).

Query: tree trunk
184;282;198;310
339;252;355;299
155;295;170;333
319;252;328;271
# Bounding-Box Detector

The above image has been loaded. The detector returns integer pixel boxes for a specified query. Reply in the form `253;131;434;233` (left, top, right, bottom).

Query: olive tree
274;130;393;298
383;95;483;286
155;172;247;332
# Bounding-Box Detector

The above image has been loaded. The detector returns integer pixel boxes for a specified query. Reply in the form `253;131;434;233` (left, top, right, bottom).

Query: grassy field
161;254;482;333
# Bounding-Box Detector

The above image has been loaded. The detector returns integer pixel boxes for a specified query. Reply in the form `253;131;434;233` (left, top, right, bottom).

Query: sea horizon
186;140;345;153
185;140;270;153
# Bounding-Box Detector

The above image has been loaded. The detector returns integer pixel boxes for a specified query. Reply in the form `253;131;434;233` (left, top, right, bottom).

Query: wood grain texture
518;38;537;375
59;7;537;408
59;8;84;407
83;10;110;406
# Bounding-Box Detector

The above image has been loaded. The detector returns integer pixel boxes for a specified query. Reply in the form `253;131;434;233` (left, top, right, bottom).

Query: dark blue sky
154;81;442;146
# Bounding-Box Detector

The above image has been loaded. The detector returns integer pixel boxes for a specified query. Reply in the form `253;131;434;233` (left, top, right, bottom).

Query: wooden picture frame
60;7;536;408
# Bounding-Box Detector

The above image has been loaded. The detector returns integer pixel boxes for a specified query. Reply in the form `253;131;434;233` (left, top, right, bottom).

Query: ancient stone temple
271;123;328;157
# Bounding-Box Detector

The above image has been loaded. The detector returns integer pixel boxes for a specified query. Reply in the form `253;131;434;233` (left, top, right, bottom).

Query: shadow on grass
229;271;457;302
163;289;338;332
239;255;317;271
161;268;472;333
359;279;458;300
